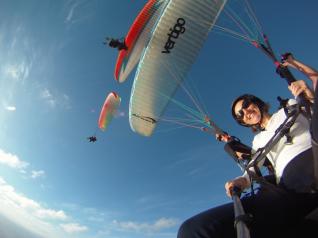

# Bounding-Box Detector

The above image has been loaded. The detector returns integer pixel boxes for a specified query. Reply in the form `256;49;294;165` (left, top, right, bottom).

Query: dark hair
231;94;270;132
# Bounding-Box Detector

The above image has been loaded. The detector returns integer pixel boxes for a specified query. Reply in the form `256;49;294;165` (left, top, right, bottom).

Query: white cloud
0;149;29;170
4;61;30;82
65;0;84;24
40;88;71;109
0;148;46;180
112;217;178;234
61;94;71;109
152;218;178;231
0;177;70;238
31;170;45;179
0;178;66;220
60;223;88;233
65;3;77;23
6;65;20;79
5;106;16;111
35;209;67;220
64;0;92;26
40;88;56;108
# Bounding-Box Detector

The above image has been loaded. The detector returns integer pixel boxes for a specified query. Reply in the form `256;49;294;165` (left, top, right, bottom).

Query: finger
296;87;305;96
282;62;288;67
226;188;233;197
288;85;297;96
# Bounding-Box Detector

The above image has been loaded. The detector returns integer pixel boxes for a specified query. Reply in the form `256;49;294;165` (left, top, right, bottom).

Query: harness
245;102;302;185
231;102;305;238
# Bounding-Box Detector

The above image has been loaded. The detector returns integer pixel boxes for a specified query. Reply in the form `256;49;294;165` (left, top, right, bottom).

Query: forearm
288;80;315;103
290;60;318;90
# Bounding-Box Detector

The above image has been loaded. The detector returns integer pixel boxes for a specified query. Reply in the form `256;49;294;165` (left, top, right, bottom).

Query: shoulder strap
245;103;301;180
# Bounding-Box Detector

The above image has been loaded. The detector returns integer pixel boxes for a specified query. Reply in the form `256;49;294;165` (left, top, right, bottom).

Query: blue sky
0;1;317;238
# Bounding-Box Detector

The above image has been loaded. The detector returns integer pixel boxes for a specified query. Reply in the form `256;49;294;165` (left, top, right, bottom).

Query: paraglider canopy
98;92;121;131
114;0;169;83
129;0;227;136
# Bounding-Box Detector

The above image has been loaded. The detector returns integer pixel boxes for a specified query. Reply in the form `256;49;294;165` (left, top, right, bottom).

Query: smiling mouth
246;111;256;121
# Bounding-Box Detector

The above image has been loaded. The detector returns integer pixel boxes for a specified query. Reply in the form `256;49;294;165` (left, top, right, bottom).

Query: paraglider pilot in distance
87;136;97;143
104;37;128;51
177;54;318;238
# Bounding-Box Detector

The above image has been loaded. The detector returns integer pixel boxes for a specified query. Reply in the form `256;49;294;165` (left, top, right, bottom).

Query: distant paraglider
87;92;121;143
104;37;128;51
98;92;121;131
87;136;97;143
114;0;168;83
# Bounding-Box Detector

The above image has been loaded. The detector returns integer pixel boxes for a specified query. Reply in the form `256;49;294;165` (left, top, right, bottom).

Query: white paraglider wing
129;0;227;136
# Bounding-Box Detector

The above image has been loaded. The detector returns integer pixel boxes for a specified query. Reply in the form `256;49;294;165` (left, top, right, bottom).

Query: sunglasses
235;98;252;121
